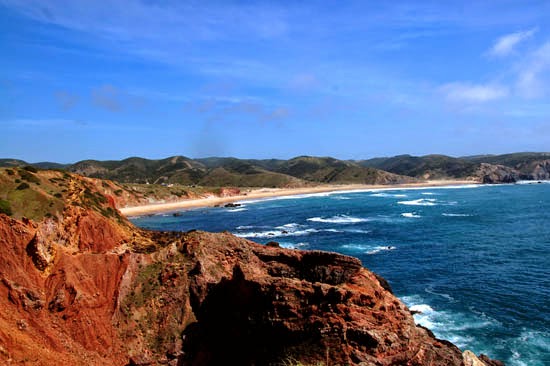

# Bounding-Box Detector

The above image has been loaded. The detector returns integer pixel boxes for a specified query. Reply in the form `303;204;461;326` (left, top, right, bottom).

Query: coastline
119;179;478;217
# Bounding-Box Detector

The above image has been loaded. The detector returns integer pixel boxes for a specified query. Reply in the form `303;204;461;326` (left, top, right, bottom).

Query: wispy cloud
516;42;550;98
92;84;122;112
184;97;290;125
440;82;509;103
489;28;537;57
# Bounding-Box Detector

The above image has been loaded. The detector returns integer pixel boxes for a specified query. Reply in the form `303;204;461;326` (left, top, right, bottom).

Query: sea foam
398;198;438;206
307;215;369;224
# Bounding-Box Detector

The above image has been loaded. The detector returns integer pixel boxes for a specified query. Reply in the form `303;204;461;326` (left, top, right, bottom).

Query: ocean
131;182;550;365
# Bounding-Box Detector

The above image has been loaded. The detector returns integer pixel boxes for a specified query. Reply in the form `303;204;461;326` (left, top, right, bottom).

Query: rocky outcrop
516;159;550;180
476;163;520;184
0;174;502;365
178;232;465;365
474;160;550;183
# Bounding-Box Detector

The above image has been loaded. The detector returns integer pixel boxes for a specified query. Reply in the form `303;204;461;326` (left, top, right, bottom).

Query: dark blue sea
131;182;550;365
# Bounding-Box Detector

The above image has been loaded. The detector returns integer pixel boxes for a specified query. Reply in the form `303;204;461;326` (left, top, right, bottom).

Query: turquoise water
131;183;550;365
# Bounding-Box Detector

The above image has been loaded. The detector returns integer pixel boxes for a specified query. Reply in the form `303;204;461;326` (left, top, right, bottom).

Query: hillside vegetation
0;155;415;187
2;152;549;186
359;152;550;181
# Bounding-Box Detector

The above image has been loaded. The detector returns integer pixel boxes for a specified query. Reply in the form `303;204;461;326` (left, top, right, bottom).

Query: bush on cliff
16;182;30;190
0;199;12;216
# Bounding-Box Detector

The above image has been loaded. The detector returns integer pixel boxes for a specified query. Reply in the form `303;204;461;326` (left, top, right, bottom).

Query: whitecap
367;246;396;255
401;295;498;350
236;225;255;230
307;215;369;224
398;198;437;206
401;212;421;218
370;192;408;198
323;228;344;233
345;229;371;234
370;192;390;197
275;223;301;229
227;208;248;212
409;304;434;314
235;228;318;239
340;244;370;251
277;242;310;249
421;192;436;195
340;244;395;255
442;213;472;217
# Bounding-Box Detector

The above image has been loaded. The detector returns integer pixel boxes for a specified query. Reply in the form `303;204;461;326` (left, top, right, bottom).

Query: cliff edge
0;170;502;365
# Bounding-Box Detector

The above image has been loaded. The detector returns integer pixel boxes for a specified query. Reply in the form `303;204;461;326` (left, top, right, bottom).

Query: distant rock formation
477;163;520;184
0;173;502;365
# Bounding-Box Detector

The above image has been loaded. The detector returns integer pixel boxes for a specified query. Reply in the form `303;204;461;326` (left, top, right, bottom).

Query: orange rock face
0;176;501;365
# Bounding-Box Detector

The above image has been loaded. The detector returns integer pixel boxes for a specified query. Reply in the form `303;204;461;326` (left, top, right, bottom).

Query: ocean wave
421;192;436;195
401;212;421;218
401;295;495;350
425;285;455;302
345;229;371;234
370;192;408;198
409;304;434;314
442;213;471;217
516;180;550;185
340;244;395;254
227;208;248;212
506;330;550;366
331;196;351;200
307;215;369;224
398;198;438;206
235;228;318;239
367;246;396;255
275;223;301;229
278;242;310;249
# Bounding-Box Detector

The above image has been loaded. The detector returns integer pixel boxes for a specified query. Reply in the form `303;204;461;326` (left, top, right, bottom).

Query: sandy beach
119;179;478;216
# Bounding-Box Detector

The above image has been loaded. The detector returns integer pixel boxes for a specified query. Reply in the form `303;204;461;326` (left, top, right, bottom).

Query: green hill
358;154;478;179
3;152;549;186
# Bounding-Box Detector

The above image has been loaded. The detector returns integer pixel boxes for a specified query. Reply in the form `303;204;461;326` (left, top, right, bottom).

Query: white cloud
489;28;537;57
516;42;550;98
440;82;509;103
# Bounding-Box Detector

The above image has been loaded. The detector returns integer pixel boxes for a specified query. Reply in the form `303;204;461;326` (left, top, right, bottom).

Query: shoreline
119;179;479;217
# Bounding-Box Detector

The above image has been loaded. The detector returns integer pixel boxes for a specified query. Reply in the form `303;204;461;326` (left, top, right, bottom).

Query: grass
0;199;12;216
0;168;67;220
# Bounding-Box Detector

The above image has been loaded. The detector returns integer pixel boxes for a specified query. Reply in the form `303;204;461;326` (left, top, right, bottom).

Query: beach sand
119;180;478;216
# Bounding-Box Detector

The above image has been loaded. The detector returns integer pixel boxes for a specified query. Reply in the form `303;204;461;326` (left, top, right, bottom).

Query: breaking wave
307;215;369;224
398;198;438;206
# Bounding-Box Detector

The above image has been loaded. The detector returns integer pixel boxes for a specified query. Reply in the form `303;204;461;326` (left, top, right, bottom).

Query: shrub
6;169;14;176
16;182;30;190
19;170;40;184
54;192;63;198
23;165;38;173
0;200;12;216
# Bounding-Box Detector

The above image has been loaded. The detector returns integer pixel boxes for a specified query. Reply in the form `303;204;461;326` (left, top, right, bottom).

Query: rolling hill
2;152;549;186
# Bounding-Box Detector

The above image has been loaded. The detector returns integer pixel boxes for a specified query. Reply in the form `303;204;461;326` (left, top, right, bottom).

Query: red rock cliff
0;174;502;366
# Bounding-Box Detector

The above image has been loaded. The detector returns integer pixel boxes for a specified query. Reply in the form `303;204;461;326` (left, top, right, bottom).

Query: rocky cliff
0;172;501;365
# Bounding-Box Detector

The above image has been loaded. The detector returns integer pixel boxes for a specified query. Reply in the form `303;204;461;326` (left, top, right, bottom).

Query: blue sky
1;1;550;163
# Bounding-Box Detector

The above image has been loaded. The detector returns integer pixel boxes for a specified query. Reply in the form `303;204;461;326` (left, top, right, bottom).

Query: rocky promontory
0;169;502;365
